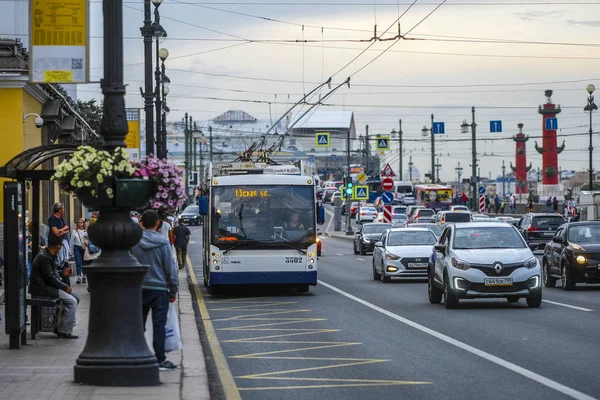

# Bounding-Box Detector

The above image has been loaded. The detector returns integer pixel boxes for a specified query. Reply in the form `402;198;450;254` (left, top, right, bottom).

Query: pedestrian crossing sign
316;132;330;147
354;186;369;200
376;136;390;150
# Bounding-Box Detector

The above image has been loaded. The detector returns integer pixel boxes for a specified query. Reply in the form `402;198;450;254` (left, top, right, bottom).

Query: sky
3;0;600;181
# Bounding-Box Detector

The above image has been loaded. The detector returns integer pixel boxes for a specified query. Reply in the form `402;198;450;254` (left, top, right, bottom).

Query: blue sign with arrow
309;155;314;162
432;122;445;134
545;117;558;131
490;120;502;133
478;186;486;194
381;191;394;204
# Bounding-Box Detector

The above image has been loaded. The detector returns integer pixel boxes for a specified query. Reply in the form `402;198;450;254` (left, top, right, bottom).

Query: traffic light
346;182;353;196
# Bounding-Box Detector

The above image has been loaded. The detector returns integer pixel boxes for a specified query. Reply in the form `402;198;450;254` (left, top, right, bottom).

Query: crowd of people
26;202;194;371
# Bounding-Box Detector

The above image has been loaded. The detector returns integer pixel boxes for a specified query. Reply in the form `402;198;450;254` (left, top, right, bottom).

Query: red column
512;123;529;195
537;91;562;185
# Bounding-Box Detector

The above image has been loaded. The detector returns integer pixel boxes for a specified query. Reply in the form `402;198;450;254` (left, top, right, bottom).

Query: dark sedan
543;222;600;290
517;213;566;250
179;205;201;225
353;223;392;255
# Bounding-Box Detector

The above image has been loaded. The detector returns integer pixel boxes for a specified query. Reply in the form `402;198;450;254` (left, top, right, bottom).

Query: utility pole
435;158;442;183
209;125;213;162
184;113;189;196
461;107;478;211
455;162;463;185
408;156;414;183
502;160;506;197
430;114;435;184
398;119;403;180
365;125;369;175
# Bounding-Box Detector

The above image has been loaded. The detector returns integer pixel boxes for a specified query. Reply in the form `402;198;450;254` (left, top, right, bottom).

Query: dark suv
353;223;392;255
517;213;566;250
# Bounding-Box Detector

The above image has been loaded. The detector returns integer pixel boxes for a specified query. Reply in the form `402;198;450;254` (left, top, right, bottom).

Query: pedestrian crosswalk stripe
356;188;367;197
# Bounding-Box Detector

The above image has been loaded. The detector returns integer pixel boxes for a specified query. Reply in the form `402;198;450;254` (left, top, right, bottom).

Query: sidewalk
0;270;209;400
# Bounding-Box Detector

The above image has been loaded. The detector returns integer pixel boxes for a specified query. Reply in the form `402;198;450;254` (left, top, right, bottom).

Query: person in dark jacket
29;234;78;339
132;210;179;371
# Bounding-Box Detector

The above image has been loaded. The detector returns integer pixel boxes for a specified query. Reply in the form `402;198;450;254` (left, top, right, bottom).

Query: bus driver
283;211;305;231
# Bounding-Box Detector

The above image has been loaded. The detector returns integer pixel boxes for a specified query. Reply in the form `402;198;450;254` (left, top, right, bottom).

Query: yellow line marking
234;356;385;361
224;330;340;342
238;359;386;378
210;301;299;310
222;310;312;320
222;340;353;344
231;342;363;358
219;328;332;331
241;376;432;383
206;298;282;303
187;257;242;400
209;308;311;312
218;319;325;330
238;382;430;391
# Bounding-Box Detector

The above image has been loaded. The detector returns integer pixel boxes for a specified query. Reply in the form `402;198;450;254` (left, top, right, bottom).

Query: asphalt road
186;211;600;400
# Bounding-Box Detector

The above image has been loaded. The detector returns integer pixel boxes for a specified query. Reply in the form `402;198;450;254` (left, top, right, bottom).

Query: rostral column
511;123;532;195
536;90;565;199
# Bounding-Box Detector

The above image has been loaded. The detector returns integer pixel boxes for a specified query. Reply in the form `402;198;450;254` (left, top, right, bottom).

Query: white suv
428;222;542;309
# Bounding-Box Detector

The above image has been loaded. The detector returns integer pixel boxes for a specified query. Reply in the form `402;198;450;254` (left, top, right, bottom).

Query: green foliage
76;99;103;134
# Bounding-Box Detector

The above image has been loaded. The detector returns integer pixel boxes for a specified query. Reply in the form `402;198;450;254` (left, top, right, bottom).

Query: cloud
566;19;600;28
515;9;566;21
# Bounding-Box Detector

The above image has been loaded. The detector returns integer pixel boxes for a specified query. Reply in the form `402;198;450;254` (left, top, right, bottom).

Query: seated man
29;234;79;339
283;211;305;230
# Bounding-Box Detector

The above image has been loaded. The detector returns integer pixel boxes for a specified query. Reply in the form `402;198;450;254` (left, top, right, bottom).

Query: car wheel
543;258;556;288
526;292;542;308
297;284;310;293
360;244;366;256
373;261;381;281
428;266;443;304
443;273;459;309
506;296;519;303
561;263;576;291
381;266;391;283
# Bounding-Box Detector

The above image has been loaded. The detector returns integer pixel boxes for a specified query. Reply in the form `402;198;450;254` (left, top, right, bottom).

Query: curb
179;269;210;400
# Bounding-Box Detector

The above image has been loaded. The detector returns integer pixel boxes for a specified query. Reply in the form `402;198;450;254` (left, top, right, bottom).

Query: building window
289;138;297;145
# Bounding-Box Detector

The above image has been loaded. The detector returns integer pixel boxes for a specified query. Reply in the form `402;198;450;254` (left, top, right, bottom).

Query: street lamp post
461;106;478;211
584;84;597;190
74;0;159;386
159;51;170;159
421;114;435;183
192;128;203;190
140;0;156;156
391;119;403;180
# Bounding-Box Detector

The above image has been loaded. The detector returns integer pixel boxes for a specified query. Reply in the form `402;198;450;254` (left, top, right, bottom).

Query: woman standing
73;218;87;284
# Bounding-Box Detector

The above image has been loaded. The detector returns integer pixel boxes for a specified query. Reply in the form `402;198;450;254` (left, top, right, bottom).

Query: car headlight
576;255;587;264
451;258;470;270
524;257;538;269
386;251;400;260
571;244;585;251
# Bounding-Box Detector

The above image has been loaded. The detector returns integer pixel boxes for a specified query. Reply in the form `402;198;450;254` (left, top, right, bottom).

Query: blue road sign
309;155;315;162
381;191;394;204
478;186;486;194
545;117;558;131
354;186;369;200
432;122;445;134
490;120;502;133
316;132;330;147
376;137;389;150
332;155;338;161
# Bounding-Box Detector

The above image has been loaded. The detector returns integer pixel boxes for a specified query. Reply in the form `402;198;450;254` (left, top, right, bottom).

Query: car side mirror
434;244;446;254
374;241;383;247
198;196;208;215
552;236;564;244
528;243;539;250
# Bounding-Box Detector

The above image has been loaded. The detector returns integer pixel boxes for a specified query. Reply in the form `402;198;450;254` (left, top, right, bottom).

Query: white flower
54;172;62;178
106;188;113;195
77;181;84;188
97;174;104;183
84;181;91;187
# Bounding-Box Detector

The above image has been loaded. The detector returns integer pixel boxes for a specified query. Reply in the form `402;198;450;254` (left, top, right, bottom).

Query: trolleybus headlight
309;258;315;263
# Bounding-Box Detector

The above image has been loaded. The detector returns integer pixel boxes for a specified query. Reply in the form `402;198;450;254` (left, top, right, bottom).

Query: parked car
372;227;437;282
178;205;201;225
356;205;378;224
435;211;472;229
516;213;566;250
353;223;392;255
542;222;600;290
412;222;443;239
429;222;542;309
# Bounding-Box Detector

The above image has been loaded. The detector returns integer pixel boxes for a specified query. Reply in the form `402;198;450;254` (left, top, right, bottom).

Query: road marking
189;240;197;244
336;253;344;256
325;211;334;233
318;280;598;400
542;299;593;312
357;258;365;261
187;257;242;400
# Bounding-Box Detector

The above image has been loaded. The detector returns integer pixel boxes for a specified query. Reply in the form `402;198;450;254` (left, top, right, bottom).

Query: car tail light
361;212;366;215
527;227;538;232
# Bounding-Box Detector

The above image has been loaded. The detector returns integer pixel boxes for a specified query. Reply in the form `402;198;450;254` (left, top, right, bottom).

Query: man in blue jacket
132;210;179;371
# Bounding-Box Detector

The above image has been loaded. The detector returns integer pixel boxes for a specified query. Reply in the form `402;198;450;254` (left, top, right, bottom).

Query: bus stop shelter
1;144;78;349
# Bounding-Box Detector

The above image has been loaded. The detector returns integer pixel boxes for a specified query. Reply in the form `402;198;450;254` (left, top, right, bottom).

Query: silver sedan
372;227;438;282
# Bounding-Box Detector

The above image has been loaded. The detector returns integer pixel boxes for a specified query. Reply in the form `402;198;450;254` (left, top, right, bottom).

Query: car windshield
417;209;435;217
210;185;315;248
387;230;437;246
183;206;199;214
363;224;392;234
392;206;406;214
568;225;600;244
419;224;442;237
444;213;471;222
453;226;526;249
533;216;565;228
392;214;407;221
361;207;376;212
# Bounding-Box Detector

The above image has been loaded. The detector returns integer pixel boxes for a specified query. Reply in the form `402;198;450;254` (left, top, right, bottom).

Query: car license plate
408;262;428;268
484;278;513;286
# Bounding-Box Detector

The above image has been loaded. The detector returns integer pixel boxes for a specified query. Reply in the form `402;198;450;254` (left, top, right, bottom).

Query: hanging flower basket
76;179;153;211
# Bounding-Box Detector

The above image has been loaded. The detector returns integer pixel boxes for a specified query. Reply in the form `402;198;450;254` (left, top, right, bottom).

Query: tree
76;99;103;134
